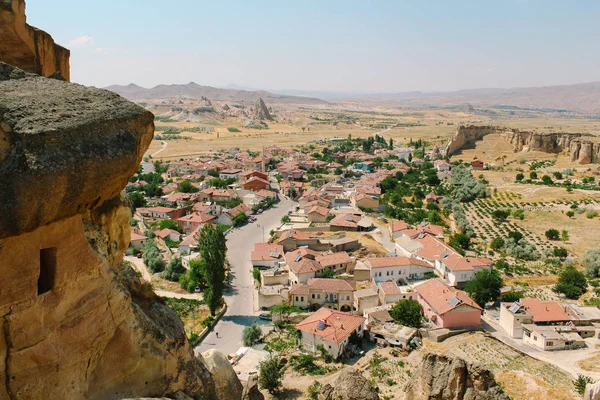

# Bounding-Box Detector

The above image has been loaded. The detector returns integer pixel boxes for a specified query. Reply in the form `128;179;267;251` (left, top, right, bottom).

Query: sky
26;0;600;93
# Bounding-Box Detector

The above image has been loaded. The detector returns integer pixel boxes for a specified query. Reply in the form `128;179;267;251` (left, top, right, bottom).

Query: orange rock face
0;0;70;80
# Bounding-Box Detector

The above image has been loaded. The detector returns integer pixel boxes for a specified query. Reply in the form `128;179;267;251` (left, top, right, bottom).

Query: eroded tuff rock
443;125;600;164
405;353;510;400
319;368;379;400
0;0;70;79
584;380;600;400
241;374;265;400
252;98;273;121
0;63;154;239
201;349;243;400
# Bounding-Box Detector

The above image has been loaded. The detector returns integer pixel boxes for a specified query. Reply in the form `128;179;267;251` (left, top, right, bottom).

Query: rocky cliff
0;0;70;80
319;368;379;400
405;353;510;400
0;62;231;399
442;125;498;158
443;125;600;164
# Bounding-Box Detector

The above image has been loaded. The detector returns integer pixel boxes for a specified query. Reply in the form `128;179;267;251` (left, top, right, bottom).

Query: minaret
262;145;266;172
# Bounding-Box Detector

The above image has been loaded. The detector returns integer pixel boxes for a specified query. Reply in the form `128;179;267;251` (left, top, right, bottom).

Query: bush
492;209;510;222
258;355;284;394
573;375;593;395
142;240;164;273
252;268;261;283
289;354;327;375
545;229;560;240
512;209;525;220
159;219;183;233
281;215;291;223
553;247;568;259
502;290;523;302
201;315;215;328
490;237;505;250
586;210;598;219
307;381;322;400
583;250;600;277
242;323;262;346
389;299;423;328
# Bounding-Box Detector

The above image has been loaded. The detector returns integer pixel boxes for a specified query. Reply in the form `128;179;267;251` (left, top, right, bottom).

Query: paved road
367;217;395;254
195;197;296;356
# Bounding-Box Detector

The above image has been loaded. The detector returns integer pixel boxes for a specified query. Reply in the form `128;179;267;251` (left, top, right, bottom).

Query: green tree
242;323;262;346
566;211;575;218
561;230;569;242
258;355;284;394
515;173;524;182
512;209;525;220
128;191;147;210
449;233;471;254
180;258;205;293
163;257;185;281
465;268;503;307
545;228;560;240
529;171;538;180
490;237;505;250
553;247;568;259
232;212;248;227
179;180;199;193
491;209;510;222
281;215;291;223
502;290;523;303
199;224;227;315
389;299;423;328
159;219;183;233
541;175;553;185
508;230;523;242
554;266;587;299
318;268;335;278
252;267;261;283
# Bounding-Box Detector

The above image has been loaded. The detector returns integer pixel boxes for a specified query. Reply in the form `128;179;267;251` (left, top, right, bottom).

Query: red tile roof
306;278;355;293
251;243;284;262
389;219;409;233
295;308;365;344
277;229;310;243
379;282;401;295
416;279;481;315
316;252;352;268
520;298;571;323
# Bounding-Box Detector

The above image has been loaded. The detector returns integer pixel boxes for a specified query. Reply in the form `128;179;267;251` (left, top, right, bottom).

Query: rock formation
584;380;600;400
442;125;498;158
0;62;226;399
405;353;510;400
252;98;273;121
241;374;265;400
0;0;70;80
319;368;379;400
443;125;600;164
201;349;243;400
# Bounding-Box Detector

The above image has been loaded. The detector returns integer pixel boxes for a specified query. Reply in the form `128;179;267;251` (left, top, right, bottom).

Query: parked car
257;209;263;214
258;313;272;321
136;251;143;259
194;286;201;293
249;216;257;222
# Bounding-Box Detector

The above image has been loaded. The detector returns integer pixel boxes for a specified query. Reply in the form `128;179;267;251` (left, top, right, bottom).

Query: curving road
195;197;296;356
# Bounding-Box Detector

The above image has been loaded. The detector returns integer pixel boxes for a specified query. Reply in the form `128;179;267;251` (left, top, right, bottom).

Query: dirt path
151;141;168;157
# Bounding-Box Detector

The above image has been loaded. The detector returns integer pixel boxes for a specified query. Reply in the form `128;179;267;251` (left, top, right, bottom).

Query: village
123;131;600;399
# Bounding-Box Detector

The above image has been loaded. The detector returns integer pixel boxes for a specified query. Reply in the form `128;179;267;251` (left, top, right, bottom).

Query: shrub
583;250;600;277
586;210;598;219
545;229;560;240
307;381;322;400
553;247;568;259
201;315;215;328
490;237;505;250
502;290;523;302
289;354;327;375
573;375;593;395
258;355;284;394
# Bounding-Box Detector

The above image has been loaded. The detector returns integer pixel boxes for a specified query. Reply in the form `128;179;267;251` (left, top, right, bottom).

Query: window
301;297;304;301
317;294;321;299
547;341;553;346
295;296;298;301
524;331;531;337
533;336;537;341
390;271;393;275
38;248;57;295
386;271;389;276
312;294;315;299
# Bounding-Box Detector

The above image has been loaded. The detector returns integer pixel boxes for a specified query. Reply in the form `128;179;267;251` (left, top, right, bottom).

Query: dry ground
515;209;600;256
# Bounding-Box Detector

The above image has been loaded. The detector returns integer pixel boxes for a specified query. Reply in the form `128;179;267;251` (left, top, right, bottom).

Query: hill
104;82;328;105
345;81;600;114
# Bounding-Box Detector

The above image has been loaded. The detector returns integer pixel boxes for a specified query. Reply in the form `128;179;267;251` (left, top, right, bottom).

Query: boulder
405;353;509;400
319;368;379;400
0;63;154;239
201;349;244;400
241;374;265;400
585;380;600;400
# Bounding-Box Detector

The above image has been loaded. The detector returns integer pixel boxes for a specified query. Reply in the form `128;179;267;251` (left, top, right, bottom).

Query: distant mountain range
349;81;600;113
104;82;328;105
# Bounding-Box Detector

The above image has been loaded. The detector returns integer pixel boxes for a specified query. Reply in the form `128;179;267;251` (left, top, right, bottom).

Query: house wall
438;306;481;328
498;306;532;338
289;270;315;285
522;330;566;351
354;295;379;314
371;265;433;284
353;269;371;281
257;291;285;310
291;294;309;308
130;239;145;250
252;259;281;269
307;213;328;223
300;324;364;358
379;291;402;305
261;272;289;286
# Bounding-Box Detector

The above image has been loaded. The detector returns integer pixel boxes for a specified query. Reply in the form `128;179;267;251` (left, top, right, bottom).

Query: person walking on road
216;332;219;338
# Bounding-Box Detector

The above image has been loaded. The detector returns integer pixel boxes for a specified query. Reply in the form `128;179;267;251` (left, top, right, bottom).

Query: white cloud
67;35;95;48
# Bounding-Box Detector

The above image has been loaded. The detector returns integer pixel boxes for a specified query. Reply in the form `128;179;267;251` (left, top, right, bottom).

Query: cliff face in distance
0;0;70;80
443;125;600;164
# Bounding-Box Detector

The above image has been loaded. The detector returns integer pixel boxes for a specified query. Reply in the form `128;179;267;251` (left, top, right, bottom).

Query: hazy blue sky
26;0;600;92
